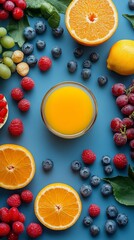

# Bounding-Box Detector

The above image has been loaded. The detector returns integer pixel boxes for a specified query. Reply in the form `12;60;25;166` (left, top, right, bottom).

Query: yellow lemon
107;40;134;76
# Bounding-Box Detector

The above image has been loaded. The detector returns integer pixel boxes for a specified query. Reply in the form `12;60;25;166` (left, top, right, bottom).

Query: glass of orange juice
41;82;98;139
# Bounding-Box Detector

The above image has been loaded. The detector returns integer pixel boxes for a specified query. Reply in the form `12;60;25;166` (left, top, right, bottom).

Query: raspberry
38;56;52;71
26;223;43;238
12;221;24;234
0;207;10;223
88;204;100;218
0;107;8;118
113;153;128;169
0;10;9;20
7;194;21;207
3;1;15;11
0;94;4;100
8;118;24;136
18;99;30;112
20;190;33;203
0;99;7;109
0;223;10;237
21;77;35;91
11;88;24;101
18;212;26;223
82;149;96;164
9;207;19;222
12;7;24;20
7;231;18;240
15;0;27;10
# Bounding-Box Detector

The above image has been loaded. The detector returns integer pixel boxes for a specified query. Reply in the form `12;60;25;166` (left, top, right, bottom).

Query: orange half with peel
65;0;118;46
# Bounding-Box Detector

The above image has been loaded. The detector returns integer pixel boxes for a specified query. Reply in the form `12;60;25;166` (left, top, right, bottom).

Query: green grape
10;62;16;73
3;57;14;68
0;27;7;37
0;44;2;54
0;63;11;80
2;51;13;58
0;36;15;49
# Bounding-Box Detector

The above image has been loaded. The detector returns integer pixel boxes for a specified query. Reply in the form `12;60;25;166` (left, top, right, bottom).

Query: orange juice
41;82;97;138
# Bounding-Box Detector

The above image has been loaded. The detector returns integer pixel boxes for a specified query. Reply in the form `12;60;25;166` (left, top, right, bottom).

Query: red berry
0;107;8;118
0;223;10;237
0;117;4;123
113;133;127;146
0;9;9;20
113;153;128;169
0;0;6;3
130;150;134;160
7;231;18;240
9;207;19;222
110;118;123;132
122;118;134;128
112;83;126;96
128;93;134;105
7;194;21;207
38;56;52;71
126;128;134;140
18;99;30;112
18;212;26;223
82;149;96;164
8;118;24;136
26;223;43;238
0;99;7;109
20;190;33;203
116;94;128;108
12;7;24;20
0;94;4;100
15;0;27;10
21;77;35;91
3;1;15;11
0;207;10;223
88;204;100;218
11;88;24;101
12;221;24;234
121;104;134;116
130;139;134;149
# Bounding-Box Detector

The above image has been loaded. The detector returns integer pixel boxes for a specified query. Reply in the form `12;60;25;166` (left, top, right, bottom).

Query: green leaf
40;2;56;19
48;11;60;28
7;15;30;47
128;165;134;181
103;176;134;206
26;9;42;17
123;14;134;28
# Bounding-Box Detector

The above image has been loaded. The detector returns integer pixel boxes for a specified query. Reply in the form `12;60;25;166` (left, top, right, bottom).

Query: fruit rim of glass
41;81;98;139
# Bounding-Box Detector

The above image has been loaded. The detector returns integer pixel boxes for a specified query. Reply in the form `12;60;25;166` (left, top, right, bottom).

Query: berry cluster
83;204;128;236
0;94;8;128
111;80;134;159
0;0;27;21
0;190;42;239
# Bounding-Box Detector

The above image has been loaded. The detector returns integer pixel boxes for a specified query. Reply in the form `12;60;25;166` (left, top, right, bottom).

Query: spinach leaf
128;165;134;181
7;15;29;47
123;14;134;28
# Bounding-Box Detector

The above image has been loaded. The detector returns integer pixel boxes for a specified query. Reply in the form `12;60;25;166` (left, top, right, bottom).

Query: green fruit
10;62;16;73
0;27;7;37
0;44;2;54
3;57;14;68
0;36;15;49
2;51;13;58
0;63;11;79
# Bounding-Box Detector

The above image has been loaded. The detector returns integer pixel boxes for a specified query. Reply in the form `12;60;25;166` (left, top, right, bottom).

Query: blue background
0;0;134;239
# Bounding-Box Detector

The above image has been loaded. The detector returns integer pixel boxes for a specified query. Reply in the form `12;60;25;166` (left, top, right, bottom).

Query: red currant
116;94;128;108
122;118;134;128
121;104;134;116
113;133;127;146
0;0;6;3
12;7;24;20
110;118;123;132
3;1;15;11
126;128;134;140
0;9;9;20
130;139;134;149
128;93;134;105
112;83;126;96
15;0;27;10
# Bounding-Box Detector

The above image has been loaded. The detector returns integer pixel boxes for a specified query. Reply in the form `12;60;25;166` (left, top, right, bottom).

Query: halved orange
34;183;82;230
65;0;118;46
0;144;36;190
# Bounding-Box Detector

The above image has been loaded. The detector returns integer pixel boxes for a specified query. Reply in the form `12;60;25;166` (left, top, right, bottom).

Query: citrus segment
65;0;118;46
0;144;35;190
34;183;82;230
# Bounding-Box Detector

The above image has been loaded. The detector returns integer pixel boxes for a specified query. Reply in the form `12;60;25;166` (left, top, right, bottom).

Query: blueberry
128;0;134;10
106;205;118;219
35;21;47;34
116;213;128;227
105;220;117;235
101;183;113;197
73;47;84;58
90;175;101;187
89;52;99;63
80;184;92;197
71;160;82;172
23;27;36;40
82;60;92;68
104;165;113;175
80;167;90;179
51;47;62;59
26;55;38;67
52;26;64;38
67;61;77;73
90;225;100;236
83;216;93;227
98;76;108;86
42;159;53;171
36;40;46;50
101;155;111;165
81;68;91;80
22;42;34;55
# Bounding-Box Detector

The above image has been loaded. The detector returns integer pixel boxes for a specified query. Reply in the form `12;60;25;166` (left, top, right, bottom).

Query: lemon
107;40;134;76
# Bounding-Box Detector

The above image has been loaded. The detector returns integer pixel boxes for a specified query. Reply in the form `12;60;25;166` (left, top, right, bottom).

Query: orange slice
34;183;82;230
0;144;36;190
65;0;118;46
